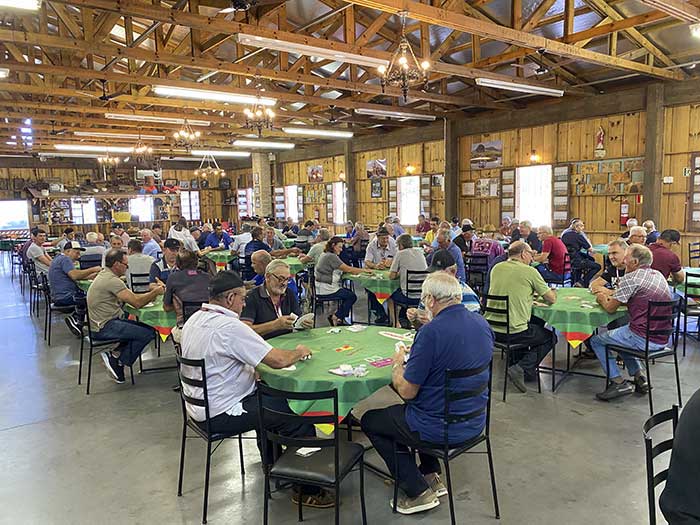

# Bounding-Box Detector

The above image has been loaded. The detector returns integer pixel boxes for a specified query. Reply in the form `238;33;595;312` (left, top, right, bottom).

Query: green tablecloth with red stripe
124;296;177;341
204;251;236;271
532;288;627;348
343;269;400;304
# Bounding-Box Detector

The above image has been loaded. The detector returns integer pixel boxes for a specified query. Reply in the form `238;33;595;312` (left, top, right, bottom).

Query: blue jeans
536;265;564;283
55;290;86;324
94;318;155;367
589;324;666;379
318;287;356;321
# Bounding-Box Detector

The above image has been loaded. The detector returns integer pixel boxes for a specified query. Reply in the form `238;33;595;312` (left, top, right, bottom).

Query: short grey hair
265;259;290;276
436;229;451;243
538;225;553;235
421;272;462;303
317;228;332;242
251;250;272;265
85;232;98;243
140;228;153;237
627;244;652;266
626;218;639;228
630;226;647;237
396;233;413;250
608;239;629;250
520;220;532;229
643;220;656;230
241;223;252;233
354;222;365;232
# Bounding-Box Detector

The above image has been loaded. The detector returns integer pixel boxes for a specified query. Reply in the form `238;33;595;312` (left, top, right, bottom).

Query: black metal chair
39;274;76;346
540;253;573;288
354;238;369;267
79;253;103;269
390;361;500;525
681;271;700;357
308;266;348;327
78;303;134;395
605;298;682;414
128;272;151;294
26;259;45;317
175;355;250;524
465;253;489;294
391;269;429;327
643;405;679;525
483;294;542;401
10;246;24;283
256;383;367;525
688;242;700;267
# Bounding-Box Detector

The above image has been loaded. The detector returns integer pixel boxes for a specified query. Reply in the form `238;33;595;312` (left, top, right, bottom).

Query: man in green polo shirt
484;240;557;392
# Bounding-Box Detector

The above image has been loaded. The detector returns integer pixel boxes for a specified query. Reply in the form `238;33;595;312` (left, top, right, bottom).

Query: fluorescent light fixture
105;113;211;127
237;33;389;69
23;118;31;125
190;150;251;158
692;23;700;38
6;141;17;145
0;0;40;10
152;85;276;106
0;67;9;78
54;144;134;153
74;131;165;140
354;107;436;121
10;135;16;139
282;127;353;139
20;127;32;134
474;77;564;97
231;140;295;150
39;153;102;159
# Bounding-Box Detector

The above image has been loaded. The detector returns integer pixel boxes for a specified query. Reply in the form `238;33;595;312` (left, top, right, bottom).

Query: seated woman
314;236;372;326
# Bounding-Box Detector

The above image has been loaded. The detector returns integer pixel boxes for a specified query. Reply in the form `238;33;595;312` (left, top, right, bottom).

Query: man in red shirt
649;229;684;284
534;225;567;282
415;214;431;235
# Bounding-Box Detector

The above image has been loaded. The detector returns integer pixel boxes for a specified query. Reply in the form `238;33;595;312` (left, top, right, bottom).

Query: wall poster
366;159;387;179
470;140;503;169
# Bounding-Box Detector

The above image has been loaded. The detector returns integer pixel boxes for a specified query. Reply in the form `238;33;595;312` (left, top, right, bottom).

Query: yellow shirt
425;230;436;244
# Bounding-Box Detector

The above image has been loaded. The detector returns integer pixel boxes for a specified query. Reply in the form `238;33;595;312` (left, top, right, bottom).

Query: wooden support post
345;140;357;222
642;83;664;223
444;119;458;220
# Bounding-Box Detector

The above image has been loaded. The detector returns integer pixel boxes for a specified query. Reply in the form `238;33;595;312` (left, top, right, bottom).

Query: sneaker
101;352;125;384
392;488;440;515
634;375;651;394
424;473;448;498
64;316;82;338
595;380;634;401
507;364;527;393
291;488;335;508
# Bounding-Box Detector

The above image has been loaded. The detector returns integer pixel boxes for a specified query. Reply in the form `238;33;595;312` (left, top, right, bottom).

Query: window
515;165;552;228
332;182;347;225
70;198;97;224
180;191;201;221
397;176;420;225
284;185;299;222
0;200;29;231
129;196;154;222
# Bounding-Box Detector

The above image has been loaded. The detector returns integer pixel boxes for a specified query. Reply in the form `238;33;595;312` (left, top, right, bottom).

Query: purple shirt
470;238;506;267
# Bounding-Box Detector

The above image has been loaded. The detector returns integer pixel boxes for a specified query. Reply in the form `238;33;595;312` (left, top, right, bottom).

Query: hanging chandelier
172;118;201;150
194;153;225;178
97;152;121;166
377;11;431;102
243;78;275;137
133;129;155;164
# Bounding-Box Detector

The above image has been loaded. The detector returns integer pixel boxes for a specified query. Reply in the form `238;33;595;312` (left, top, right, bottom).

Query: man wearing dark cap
48;240;101;336
450;216;462;237
180;271;335;509
149;238;180;285
111;223;130;245
452;224;474;256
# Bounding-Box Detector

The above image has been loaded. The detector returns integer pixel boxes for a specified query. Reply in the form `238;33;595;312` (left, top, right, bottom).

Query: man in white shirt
232;223;253;271
364;227;397;270
181;271;334;508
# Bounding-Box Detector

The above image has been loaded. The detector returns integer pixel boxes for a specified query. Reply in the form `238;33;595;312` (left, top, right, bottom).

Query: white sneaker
425;473;448;497
391;488;440;515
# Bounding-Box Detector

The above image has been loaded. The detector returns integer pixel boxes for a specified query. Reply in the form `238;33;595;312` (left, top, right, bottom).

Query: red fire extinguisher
620;198;629;226
314;207;320;221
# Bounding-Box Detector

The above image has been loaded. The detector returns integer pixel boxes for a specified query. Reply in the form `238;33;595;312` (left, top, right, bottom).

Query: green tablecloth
279;256;307;276
411;236;423;247
124;296;177;340
343;269;400;303
205;251;235;264
532;288;627;348
592;244;609;256
259;326;412;416
282;238;296;248
77;279;92;292
675;267;700;295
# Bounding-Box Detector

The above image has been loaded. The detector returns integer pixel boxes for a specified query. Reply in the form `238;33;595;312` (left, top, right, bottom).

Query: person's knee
360;409;381;434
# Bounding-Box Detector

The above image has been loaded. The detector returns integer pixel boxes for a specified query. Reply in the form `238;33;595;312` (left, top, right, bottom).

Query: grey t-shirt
306;243;325;266
389;248;428;292
27;242;50;274
315;252;343;295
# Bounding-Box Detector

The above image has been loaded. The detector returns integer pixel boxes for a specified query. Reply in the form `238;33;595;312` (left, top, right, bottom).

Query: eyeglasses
269;273;290;284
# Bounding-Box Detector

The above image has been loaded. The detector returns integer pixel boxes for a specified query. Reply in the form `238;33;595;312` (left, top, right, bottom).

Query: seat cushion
270;441;364;485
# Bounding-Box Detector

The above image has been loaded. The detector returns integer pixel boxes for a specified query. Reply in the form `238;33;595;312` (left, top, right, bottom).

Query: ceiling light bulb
398;56;408;66
0;67;9;78
692;23;700;38
0;0;40;10
421;60;430;70
378;65;386;74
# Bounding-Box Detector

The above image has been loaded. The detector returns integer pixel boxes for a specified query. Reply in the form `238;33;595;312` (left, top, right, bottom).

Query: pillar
344;140;357;222
252;152;273;217
444;118;459;220
642;83;664;223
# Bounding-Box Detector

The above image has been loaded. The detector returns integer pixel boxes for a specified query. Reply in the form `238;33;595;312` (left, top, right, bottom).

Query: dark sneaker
634;375;650;394
507;364;527;393
101;352;125;384
392;488;440;515
596;381;634;401
375;315;390;326
65;316;82;338
291;488;335;508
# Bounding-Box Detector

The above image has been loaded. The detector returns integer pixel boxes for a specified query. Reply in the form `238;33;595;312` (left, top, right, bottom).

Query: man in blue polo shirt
361;272;493;515
149;238;180;284
204;222;233;250
426;230;466;282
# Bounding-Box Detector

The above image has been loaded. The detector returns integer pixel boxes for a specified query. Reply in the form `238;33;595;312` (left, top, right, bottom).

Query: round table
259;326;412;416
279;256;307;276
343;269;400;304
205;250;235;271
124;296;177;340
532;288;627;348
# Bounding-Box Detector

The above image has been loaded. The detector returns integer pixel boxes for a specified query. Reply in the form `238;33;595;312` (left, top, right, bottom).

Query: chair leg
86;345;94;395
392;444;399;513
645;357;654;415
334;481;340;525
486;437;501;519
683;312;687;357
673;350;683;408
177;421;187;496
297;485;303;522
129;365;135;385
238;434;245;477
202;441;212;524
78;337;85;385
359;460;367;525
502;348;509;402
443;456;456;525
44;305;49;343
551;345;557;392
263;473;270;525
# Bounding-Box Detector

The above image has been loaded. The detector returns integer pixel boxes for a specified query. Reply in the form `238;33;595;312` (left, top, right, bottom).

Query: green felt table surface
411;236;423;247
259;326;413;415
279;256;307;276
592;244;609;256
343;269;400;301
282;239;296;248
124;296;177;328
204;251;236;264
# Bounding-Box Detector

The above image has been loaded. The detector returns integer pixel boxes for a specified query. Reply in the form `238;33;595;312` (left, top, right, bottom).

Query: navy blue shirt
149;259;177;283
561;230;591;263
197;232;210;250
204;231;232;249
244;239;272;279
48;253;79;302
403;304;494;444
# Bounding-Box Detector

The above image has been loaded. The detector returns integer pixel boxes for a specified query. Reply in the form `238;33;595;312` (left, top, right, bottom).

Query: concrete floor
0;257;695;525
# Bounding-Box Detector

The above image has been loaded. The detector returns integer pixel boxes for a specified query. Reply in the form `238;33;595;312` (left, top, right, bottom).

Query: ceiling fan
49;120;68;136
219;0;285;14
312;105;352;125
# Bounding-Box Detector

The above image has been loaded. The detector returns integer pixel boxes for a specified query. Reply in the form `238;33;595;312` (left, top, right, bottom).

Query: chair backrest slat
405;270;429;298
175;354;213;433
441;361;493;446
643;404;679;525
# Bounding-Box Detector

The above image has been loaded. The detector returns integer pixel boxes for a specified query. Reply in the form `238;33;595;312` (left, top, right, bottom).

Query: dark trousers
361;404;441;498
318;287;357;320
55;290;86;324
573;257;601;287
495;318;556;377
536;265;564;283
368;292;387;320
93;318;155;366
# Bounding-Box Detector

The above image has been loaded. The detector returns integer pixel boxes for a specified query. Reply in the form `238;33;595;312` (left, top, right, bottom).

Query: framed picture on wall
371;177;383;198
470;140;503;169
366;159;387;179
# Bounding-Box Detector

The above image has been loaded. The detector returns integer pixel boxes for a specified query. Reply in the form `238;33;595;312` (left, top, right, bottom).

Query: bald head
251;249;272;276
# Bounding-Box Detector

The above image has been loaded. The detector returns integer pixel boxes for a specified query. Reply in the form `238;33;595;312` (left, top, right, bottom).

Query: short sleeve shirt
27;242;50;274
315;252;343;295
415;222;431;234
306;243;326;266
163;269;212;326
600;265;625;289
142;239;161;259
389;248;427;292
542;237;567;275
649;243;681;279
240;285;302;339
48;253;78;302
149;259;177;283
364;237;397;265
86;268;127;331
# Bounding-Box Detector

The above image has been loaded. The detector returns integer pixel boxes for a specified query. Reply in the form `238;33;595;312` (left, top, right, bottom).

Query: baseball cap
64;241;85;251
451;216;460;224
189;226;201;233
112;223;123;229
208;270;245;297
376;227;390;237
462;224;475;233
428;249;456;272
164;238;181;250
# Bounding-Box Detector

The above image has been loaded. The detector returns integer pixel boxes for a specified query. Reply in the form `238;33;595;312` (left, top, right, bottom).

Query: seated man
468;226;506;267
250;249;299;296
282;217;299;236
427;231;466;282
241;260;312;339
125;240;154;293
149;238;180;285
452;224;473;256
140;228;161;259
620;218;639;239
56;227;75;251
590;244;673;400
361;272;493;515
191;226;209;250
561;219;601;287
26;227;53;275
263;226;284;251
534;225;567;282
181;271;334;508
484;241;557;391
48;241;101;336
590;240;628;292
163;250;211;343
364;227;398;324
111;223;130;245
627;225;648;245
87;249;165;383
151;223;164;244
204;222;233;250
388;233;428;326
102;235;126;266
415;214;431;236
299;228;331;266
644;220;660;245
421;217;440;246
82;231;106;265
649;229;684;284
232;223;253;270
516;220;542;252
243;226;298;280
